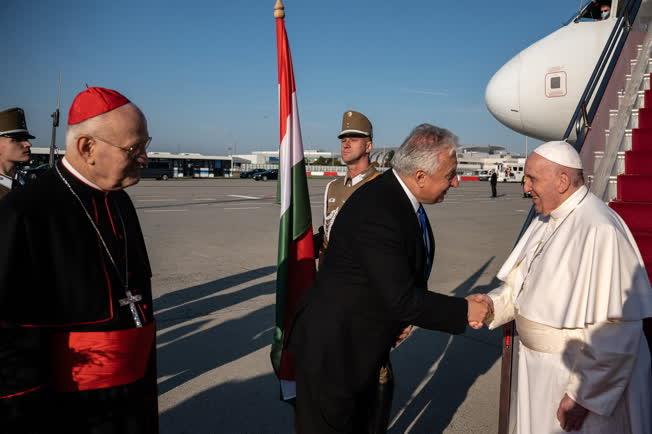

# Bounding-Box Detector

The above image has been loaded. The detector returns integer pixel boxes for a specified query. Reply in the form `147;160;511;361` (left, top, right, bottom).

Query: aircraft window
545;72;567;98
574;1;612;22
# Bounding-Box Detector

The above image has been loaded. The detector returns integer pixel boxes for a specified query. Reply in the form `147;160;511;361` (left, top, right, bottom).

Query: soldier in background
316;110;379;261
0;108;34;199
313;110;405;433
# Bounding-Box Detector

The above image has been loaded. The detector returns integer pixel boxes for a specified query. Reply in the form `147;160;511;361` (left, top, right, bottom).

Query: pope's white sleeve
565;320;642;416
486;283;516;329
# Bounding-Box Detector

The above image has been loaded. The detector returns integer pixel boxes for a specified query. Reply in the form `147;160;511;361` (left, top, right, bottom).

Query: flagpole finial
274;0;285;18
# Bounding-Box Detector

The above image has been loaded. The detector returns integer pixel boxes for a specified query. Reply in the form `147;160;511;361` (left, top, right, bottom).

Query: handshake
465;294;494;330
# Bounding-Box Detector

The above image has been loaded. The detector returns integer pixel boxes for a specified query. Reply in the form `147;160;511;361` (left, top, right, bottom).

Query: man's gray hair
392;123;458;175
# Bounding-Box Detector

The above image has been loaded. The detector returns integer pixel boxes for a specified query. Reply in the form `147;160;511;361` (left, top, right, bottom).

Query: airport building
29;147;233;178
27;144;524;181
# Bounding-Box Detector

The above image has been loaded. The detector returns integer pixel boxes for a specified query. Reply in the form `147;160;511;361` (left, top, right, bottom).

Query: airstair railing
563;0;643;146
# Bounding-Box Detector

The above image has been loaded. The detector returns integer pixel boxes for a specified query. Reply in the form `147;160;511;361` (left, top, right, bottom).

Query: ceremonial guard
0;107;33;199
318;110;379;261
0;87;158;433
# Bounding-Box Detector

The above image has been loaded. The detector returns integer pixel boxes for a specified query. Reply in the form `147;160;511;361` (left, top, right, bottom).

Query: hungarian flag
270;0;316;401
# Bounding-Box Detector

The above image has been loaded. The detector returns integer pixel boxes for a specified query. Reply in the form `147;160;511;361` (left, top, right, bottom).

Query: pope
475;141;652;433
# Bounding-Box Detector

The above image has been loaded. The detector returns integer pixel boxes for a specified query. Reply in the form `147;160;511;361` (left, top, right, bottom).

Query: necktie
417;204;433;280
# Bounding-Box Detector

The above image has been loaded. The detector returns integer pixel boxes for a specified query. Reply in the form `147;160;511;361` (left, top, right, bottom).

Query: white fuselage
485;8;617;141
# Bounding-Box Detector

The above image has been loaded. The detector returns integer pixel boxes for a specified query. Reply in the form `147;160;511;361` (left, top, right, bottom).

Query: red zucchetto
67;86;130;125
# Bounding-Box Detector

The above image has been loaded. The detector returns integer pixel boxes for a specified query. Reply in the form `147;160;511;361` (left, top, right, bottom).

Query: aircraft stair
598;44;652;347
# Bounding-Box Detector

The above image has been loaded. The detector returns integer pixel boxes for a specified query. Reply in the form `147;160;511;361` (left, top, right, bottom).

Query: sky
1;0;585;155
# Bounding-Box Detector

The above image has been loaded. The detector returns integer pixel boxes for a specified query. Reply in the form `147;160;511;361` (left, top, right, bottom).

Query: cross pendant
119;289;143;328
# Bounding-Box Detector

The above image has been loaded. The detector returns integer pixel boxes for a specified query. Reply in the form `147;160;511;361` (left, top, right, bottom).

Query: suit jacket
291;170;468;394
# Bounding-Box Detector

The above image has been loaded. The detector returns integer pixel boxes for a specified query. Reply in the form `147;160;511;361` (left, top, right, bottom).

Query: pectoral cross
119;290;143;328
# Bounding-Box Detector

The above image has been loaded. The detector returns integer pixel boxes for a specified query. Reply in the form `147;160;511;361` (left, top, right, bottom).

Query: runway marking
224;207;260;210
143;209;188;213
252;326;275;340
192;198;217;201
138;199;177;202
228;194;261;200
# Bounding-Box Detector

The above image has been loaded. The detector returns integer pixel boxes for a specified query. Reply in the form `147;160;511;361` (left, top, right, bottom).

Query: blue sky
2;0;582;155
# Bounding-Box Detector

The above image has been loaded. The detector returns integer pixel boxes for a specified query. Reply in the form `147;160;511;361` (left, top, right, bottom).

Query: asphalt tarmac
130;177;530;434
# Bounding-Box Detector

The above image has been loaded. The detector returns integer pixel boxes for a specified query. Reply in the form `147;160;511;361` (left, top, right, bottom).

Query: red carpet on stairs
625;150;652;173
609;79;652;349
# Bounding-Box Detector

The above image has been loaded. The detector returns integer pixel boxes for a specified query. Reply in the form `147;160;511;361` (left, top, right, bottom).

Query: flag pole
271;0;317;402
275;0;284;205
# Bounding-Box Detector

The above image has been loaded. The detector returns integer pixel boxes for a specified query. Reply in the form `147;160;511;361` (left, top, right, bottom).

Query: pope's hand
557;394;588;432
466;294;493;329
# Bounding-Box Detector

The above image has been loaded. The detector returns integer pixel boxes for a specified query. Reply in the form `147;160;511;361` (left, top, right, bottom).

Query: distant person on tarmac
490;170;498;197
0;107;33;199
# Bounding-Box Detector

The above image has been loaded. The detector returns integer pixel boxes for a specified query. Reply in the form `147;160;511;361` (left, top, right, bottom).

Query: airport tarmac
131;177;530;434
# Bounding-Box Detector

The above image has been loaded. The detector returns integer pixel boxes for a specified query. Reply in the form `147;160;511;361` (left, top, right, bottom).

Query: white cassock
488;185;652;434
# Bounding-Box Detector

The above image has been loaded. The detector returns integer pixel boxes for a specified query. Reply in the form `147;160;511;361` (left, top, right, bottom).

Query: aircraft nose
485;54;523;132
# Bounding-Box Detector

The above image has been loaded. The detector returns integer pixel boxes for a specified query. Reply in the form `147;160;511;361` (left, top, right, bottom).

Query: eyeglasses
91;135;152;158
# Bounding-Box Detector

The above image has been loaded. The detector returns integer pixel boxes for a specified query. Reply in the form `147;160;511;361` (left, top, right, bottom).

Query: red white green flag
270;0;316;401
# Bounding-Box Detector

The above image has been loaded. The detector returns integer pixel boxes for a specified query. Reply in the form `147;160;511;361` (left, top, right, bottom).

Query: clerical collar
345;166;375;187
550;185;589;220
392;169;420;213
0;173;12;190
62;157;104;191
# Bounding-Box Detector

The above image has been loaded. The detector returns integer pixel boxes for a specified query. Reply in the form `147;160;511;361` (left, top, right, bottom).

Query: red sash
51;322;154;392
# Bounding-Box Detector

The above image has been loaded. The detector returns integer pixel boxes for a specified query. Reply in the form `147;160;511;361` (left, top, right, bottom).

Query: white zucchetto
532;140;583;169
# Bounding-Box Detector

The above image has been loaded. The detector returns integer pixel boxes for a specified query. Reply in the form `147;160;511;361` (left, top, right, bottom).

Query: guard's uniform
322;165;380;253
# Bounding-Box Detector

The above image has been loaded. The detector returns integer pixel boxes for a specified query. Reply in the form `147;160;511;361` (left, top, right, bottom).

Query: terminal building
28;143;525;181
29;147;233;178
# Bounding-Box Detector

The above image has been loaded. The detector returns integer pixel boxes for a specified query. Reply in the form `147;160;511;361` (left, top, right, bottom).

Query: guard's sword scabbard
49;108;59;167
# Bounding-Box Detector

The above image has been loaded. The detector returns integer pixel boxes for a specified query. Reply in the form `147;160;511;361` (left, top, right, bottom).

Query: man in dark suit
290;123;492;433
490;170;498;197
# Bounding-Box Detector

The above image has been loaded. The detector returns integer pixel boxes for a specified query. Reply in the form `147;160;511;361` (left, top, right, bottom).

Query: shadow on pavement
155;266;276;311
157;261;502;433
159;372;293;434
389;258;503;434
155;266;276;395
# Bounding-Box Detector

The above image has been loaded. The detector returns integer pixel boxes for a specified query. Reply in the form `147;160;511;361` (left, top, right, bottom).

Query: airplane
485;0;624;142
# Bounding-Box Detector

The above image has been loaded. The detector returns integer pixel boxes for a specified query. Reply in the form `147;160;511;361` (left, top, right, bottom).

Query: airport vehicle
477;170;491;181
240;168;267;178
140;161;174;180
497;161;525;183
486;1;652;431
253;169;278;181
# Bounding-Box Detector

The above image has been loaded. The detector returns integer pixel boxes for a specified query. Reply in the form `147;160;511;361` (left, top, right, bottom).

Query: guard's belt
51;322;154;392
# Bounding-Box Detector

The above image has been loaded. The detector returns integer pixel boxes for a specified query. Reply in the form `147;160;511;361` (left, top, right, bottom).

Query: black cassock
0;161;158;433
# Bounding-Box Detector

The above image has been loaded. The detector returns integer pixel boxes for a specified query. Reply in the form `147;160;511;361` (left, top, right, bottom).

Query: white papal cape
489;186;652;434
